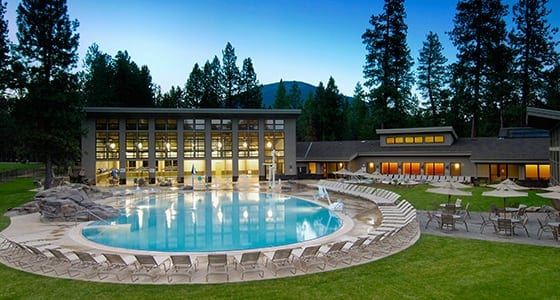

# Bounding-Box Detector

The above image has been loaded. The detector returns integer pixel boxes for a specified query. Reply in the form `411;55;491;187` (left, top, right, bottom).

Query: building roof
527;107;560;130
297;136;549;163
84;107;301;118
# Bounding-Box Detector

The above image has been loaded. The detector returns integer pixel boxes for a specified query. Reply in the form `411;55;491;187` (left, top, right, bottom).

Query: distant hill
260;81;317;108
260;81;353;108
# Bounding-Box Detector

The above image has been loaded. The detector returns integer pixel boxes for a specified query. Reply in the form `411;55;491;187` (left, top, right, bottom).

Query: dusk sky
4;0;560;96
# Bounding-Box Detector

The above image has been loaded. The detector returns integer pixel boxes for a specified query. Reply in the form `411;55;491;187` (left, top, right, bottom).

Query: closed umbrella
482;187;528;217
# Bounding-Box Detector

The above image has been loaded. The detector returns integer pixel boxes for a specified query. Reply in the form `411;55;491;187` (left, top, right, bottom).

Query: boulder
20;184;120;222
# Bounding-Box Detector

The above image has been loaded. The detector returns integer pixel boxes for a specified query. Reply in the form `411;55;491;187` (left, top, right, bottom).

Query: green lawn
383;183;553;212
1;178;559;299
0;162;42;172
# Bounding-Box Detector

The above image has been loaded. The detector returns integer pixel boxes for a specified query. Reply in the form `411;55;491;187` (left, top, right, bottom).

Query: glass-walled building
82;107;300;186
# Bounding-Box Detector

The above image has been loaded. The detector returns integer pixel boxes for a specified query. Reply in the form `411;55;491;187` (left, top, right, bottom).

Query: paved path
416;210;560;247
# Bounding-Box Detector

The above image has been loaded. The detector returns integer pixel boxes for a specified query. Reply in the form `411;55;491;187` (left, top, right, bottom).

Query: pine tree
0;1;15;161
287;82;303;109
449;0;509;137
362;0;414;129
185;63;204;108
81;44;115;106
13;0;82;188
273;79;290;108
417;32;449;126
511;0;559;122
157;85;183;108
200;57;222;108
238;57;262;108
320;77;344;140
222;42;240;108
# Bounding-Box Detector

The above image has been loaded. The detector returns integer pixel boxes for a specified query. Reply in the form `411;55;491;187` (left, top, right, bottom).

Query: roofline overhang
84;107;301;118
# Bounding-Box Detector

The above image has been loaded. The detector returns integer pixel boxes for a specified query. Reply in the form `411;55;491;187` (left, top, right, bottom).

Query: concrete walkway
416;209;560;247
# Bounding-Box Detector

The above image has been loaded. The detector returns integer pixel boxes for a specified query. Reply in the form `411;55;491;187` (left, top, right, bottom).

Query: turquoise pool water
82;191;343;252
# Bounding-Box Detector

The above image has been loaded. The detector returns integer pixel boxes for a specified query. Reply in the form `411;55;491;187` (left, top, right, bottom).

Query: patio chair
425;211;440;229
23;245;69;275
496;218;513;236
98;253;134;281
265;248;296;276
72;251;103;278
321;241;351;267
206;254;229;282
512;215;530;237
166;255;195;283
131;254;166;282
480;215;497;234
440;214;455;232
345;237;368;262
536;218;556;240
443;204;456;215
292;245;326;272
45;248;91;277
455;198;462;208
234;251;264;279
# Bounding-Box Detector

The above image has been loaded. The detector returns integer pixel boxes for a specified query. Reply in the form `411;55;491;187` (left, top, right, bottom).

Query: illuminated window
405;136;414;144
414;136;423;143
395;137;404;144
386;137;395;144
425;136;434;143
434;135;444;143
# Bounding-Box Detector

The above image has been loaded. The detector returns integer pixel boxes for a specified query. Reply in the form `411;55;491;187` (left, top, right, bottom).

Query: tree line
0;0;558;186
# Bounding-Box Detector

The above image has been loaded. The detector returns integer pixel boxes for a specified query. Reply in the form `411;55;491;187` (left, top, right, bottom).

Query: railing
0;168;44;183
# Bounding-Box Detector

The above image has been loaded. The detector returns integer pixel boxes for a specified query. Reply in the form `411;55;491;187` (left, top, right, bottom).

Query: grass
382;183;553;212
1;178;559;299
0;162;42;172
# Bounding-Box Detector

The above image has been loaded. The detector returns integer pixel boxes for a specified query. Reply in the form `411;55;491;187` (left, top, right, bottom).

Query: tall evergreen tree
0;1;15;161
287;82;303;109
222;42;240;108
298;91;318;141
417;32;449;126
349;82;374;140
200;57;222;108
511;0;559;121
362;0;414;129
113;51;155;107
184;63;204;108
320;77;344;140
237;57;262;108
273;79;290;108
449;0;509;137
157;85;183;108
80;43;114;106
13;0;82;188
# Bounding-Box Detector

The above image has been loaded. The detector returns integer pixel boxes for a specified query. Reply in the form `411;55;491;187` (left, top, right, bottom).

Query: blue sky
4;0;560;96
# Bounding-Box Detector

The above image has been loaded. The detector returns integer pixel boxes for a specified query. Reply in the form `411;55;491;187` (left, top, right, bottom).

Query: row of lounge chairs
314;180;419;253
0;227;416;283
317;180;401;205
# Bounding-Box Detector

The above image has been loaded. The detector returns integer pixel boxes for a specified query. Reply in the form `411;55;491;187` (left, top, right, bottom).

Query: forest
0;0;558;178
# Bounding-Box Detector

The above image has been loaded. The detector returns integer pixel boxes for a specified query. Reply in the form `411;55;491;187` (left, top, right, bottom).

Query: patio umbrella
426;186;472;203
487;178;529;190
482;187;528;217
542;185;560;192
536;191;560;211
430;180;471;189
333;168;353;176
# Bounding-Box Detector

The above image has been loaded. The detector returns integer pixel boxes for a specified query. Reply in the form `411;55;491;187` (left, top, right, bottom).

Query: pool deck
0;181;420;284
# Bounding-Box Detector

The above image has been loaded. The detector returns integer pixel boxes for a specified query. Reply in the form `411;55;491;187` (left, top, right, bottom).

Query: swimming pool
82;191;343;252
